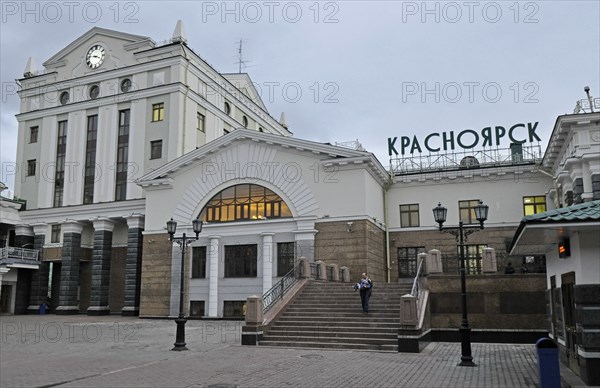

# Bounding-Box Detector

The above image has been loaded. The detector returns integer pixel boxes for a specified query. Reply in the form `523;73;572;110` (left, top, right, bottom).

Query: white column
95;105;118;203
261;232;275;294
38;117;58;208
126;102;147;200
64;111;86;206
208;235;220;317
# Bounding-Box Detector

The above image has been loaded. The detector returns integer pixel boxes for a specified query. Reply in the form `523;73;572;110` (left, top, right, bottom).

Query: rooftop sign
388;122;541;156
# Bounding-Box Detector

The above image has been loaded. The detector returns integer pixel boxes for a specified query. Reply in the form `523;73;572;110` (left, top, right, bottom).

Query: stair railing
410;256;426;300
263;262;301;313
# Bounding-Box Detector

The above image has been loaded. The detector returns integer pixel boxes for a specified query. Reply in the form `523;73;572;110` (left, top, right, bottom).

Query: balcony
0;246;40;269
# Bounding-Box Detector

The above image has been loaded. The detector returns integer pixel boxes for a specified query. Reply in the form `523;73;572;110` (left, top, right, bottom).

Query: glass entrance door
561;272;580;375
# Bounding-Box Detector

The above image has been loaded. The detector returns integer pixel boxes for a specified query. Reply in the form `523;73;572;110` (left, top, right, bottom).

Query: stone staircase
259;281;412;351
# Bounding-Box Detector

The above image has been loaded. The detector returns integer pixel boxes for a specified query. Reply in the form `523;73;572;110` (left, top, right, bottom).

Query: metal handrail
0;246;39;262
410;257;425;297
263;262;300;313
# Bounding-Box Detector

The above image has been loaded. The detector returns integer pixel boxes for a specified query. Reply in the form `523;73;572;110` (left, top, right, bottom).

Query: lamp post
166;217;202;351
433;200;489;367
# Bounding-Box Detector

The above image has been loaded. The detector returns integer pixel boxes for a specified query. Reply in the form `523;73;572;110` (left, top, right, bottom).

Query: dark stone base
87;307;110;316
55;307;80;315
398;330;432;353
241;326;263;345
431;329;548;344
121;308;139;317
579;354;600;386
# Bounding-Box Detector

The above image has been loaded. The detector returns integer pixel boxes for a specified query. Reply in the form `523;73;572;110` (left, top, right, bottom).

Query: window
199;184;292;223
83;115;98;204
225;244;257;277
192;246;206;279
27;159;36;176
459;200;481;224
59;91;69;105
120;78;132;92
258;127;263;133
277;242;295;277
398;247;425;278
88;84;100;99
197;112;205;132
189;301;205;317
150;140;162;160
523;196;546;216
53;120;67;207
224;101;231;115
51;225;61;243
115;110;130;201
29;126;38;143
152;103;164;122
242;115;248;128
400;204;419;227
461;244;487;275
223;301;245;318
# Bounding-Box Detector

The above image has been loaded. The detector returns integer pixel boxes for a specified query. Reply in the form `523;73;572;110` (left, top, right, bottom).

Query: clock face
86;45;105;68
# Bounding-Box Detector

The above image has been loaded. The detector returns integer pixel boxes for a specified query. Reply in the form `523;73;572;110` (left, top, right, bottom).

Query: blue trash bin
39;303;47;315
536;337;560;388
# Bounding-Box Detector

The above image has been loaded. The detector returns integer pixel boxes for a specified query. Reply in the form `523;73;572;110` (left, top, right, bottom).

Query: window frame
399;204;420;228
51;225;61;243
523;195;547;216
150;140;163;160
151;103;164;122
223;301;245;318
458;199;481;224
29;126;38;143
191;246;206;279
199;184;292;223
27;159;36;177
397;246;425;278
224;244;257;278
277;242;296;277
197;112;205;132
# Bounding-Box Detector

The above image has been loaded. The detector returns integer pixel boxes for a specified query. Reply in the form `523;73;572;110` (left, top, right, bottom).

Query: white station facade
1;22;599;385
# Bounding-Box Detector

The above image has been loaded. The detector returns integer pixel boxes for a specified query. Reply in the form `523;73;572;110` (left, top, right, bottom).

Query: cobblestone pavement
0;315;561;388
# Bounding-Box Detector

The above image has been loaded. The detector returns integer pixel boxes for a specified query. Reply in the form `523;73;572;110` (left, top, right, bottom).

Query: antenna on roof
236;39;250;73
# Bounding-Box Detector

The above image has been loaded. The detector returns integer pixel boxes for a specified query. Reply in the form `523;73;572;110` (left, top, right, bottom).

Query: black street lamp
166;217;202;351
433;200;489;367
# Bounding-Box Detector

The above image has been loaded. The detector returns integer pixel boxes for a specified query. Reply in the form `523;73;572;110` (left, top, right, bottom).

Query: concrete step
281;312;399;318
268;325;398;334
266;329;397;339
271;320;401;328
276;316;400;323
262;334;397;345
258;340;397;352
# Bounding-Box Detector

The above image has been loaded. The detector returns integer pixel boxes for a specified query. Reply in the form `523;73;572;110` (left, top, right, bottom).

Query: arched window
199;184;292;223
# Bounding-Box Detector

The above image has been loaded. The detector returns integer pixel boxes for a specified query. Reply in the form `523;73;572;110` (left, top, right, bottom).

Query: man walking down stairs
259;281;412;351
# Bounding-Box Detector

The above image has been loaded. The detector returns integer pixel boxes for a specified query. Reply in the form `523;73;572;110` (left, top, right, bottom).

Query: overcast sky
1;1;599;190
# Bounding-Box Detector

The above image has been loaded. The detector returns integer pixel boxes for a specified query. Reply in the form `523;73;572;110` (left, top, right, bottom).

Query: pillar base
121;307;139;316
55;306;79;315
27;305;44;314
87;306;110;316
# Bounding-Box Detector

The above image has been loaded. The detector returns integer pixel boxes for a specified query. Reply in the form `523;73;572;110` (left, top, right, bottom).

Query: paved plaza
0;315;584;388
